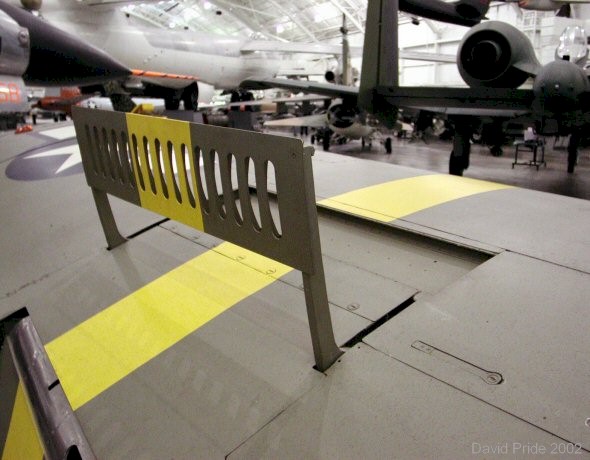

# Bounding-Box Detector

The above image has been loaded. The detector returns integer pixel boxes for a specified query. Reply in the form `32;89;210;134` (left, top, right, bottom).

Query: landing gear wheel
182;83;199;111
165;95;180;110
568;157;576;173
323;134;330;151
385;137;392;154
449;151;465;176
490;145;503;157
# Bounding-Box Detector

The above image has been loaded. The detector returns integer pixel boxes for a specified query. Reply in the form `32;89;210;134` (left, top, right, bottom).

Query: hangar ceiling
119;0;439;43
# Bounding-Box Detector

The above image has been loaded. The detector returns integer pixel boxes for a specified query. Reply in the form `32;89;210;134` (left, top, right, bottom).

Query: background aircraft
30;86;98;122
13;0;342;109
0;0;129;128
11;0;493;111
242;0;590;176
251;18;395;153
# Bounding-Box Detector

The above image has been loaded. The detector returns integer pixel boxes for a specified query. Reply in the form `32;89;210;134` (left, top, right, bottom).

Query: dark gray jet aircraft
0;0;130;127
0;0;130;87
241;0;590;175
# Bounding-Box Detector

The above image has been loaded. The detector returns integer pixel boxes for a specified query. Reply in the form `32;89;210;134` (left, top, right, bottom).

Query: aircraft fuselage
39;8;281;90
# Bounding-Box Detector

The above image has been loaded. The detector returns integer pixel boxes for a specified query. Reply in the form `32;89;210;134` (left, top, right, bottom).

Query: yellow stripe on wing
1;385;44;460
45;242;292;411
319;174;512;222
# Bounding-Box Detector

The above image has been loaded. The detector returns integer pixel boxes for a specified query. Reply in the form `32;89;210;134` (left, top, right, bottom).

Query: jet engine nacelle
457;21;540;88
326;102;360;130
533;59;590;113
20;0;42;11
0;9;30;77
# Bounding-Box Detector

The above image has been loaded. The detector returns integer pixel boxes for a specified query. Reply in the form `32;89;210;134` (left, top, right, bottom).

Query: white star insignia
26;145;82;174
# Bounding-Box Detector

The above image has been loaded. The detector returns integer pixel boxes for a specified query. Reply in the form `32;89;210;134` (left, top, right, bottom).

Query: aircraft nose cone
1;0;131;86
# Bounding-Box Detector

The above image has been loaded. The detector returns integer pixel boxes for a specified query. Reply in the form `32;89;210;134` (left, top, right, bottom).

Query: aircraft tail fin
358;0;399;128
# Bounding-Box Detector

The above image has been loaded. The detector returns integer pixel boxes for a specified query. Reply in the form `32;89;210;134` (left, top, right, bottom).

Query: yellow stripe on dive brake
1;385;44;460
45;242;291;410
319;174;512;222
125;113;205;230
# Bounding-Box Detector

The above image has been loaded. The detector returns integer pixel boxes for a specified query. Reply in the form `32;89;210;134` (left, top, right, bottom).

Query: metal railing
0;307;96;460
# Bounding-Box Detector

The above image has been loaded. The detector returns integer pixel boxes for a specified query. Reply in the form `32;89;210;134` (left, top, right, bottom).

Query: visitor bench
71;106;342;372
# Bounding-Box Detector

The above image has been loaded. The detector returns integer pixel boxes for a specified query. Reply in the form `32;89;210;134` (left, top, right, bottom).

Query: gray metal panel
311;152;590;273
75;297;328;458
9;227;364;458
229;268;371;348
230;344;587;460
188;121;318;273
280;254;418;322
0;164;160;301
365;252;590;449
401;187;590;274
377;85;534;111
161;211;483;321
316;210;489;296
2;226;211;344
71;107;139;205
311;151;433;198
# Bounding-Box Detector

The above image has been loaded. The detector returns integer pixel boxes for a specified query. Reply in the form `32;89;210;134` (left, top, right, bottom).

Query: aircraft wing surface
241;78;536;112
242;43;454;63
240;78;359;99
241;41;347;55
404;106;530;118
263;114;328;128
378;86;535;112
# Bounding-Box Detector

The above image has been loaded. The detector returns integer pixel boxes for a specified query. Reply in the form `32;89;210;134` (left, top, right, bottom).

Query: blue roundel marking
6;139;83;181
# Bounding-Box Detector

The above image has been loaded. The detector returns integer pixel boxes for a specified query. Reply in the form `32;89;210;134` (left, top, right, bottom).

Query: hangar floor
265;127;590;201
1;119;589;459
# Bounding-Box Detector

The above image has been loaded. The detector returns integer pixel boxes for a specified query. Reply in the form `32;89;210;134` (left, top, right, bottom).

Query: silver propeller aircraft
242;0;590;176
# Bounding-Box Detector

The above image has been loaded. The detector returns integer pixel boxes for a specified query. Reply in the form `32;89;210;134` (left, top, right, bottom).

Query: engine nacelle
533;59;590;114
326;102;360;130
457;21;540;88
21;0;42;11
0;10;30;77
